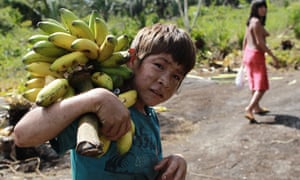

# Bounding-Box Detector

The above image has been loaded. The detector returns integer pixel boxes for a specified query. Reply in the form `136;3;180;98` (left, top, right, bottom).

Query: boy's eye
173;74;181;81
155;63;163;70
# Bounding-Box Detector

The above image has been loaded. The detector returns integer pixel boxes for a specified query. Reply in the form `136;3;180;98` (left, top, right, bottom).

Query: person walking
242;0;279;123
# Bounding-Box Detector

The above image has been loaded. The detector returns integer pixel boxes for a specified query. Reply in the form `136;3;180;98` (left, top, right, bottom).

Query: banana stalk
69;72;104;157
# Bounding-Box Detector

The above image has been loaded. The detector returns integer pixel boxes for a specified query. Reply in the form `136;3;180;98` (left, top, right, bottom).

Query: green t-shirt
51;106;162;180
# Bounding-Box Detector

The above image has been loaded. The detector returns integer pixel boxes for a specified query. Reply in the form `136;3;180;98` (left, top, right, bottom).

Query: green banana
114;35;129;52
91;72;113;90
22;50;56;65
25;77;45;89
33;40;68;58
99;51;130;67
63;86;75;98
99;65;134;80
50;51;89;73
71;38;99;59
71;19;95;40
88;10;98;37
94;17;108;46
25;62;62;78
37;21;68;34
59;8;80;34
28;34;49;44
23;88;42;102
110;74;125;89
98;35;117;61
118;90;137;108
36;78;69;107
48;32;77;51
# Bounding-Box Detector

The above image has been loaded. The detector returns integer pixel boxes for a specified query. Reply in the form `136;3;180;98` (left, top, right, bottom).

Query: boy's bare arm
14;88;130;147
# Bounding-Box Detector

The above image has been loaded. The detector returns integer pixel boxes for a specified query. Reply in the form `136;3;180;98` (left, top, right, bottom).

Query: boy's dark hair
131;23;196;75
247;0;267;26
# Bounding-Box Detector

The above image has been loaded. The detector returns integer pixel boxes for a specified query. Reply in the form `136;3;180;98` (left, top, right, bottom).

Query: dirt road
159;69;300;180
2;69;300;180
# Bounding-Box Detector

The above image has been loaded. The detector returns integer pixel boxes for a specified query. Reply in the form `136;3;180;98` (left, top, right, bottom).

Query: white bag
235;65;245;88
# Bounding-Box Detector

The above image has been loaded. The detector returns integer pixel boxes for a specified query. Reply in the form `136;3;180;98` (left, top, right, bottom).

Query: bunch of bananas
21;8;137;157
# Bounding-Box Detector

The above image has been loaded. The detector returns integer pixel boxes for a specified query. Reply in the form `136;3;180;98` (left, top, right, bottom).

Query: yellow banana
25;62;62;78
28;34;49;44
71;19;95;40
48;32;77;51
45;75;56;85
99;51;130;67
114;35;129;52
98;35;117;61
91;72;113;90
130;120;135;135
50;51;89;73
88;10;98;37
94;17;108;46
99;65;134;80
97;135;111;158
22;50;56;65
118;90;137;108
33;40;68;58
25;77;45;89
71;38;99;59
116;120;135;155
23;88;42;102
59;8;80;34
37;21;68;34
36;78;69;107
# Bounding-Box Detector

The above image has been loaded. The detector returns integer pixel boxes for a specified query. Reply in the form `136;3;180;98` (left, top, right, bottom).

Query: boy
14;23;196;180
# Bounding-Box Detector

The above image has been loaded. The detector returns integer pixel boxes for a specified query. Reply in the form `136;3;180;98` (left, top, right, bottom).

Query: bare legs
245;90;266;120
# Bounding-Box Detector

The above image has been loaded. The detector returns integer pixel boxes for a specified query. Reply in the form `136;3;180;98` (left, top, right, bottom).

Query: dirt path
159;69;300;180
2;69;300;179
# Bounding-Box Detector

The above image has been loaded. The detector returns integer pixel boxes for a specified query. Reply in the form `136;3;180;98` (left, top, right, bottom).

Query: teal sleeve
50;119;78;155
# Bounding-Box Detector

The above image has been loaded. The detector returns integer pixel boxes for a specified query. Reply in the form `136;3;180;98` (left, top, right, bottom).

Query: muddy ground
1;68;300;180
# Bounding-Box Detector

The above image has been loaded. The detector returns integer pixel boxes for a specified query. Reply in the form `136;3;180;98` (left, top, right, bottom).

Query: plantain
116;120;135;155
71;38;99;60
98;35;117;61
99;51;130;67
48;32;77;51
23;88;42;102
118;90;137;108
94;17;108;46
25;77;45;89
114;35;129;52
71;19;95;40
25;62;63;78
22;50;56;65
35;78;69;107
33;40;69;58
99;65;134;80
28;34;49;44
50;51;89;73
91;72;113;90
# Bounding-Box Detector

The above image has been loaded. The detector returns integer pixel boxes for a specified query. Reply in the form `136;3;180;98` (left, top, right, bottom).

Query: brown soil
2;68;300;180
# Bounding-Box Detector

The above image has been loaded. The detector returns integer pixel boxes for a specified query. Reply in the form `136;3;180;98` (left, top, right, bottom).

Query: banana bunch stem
69;72;104;157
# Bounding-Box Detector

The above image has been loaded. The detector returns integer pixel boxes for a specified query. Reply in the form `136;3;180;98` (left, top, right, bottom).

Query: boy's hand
155;154;187;180
91;89;131;140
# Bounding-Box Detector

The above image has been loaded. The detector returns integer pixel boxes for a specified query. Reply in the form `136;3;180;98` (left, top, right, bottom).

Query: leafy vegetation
0;0;300;95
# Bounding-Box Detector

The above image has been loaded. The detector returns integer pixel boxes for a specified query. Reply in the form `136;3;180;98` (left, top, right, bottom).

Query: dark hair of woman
246;0;267;26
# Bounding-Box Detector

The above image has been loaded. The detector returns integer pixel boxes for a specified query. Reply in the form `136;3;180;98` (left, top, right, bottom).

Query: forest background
0;0;300;94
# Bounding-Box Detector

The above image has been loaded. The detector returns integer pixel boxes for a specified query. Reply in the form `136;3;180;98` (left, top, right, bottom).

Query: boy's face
128;53;185;111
